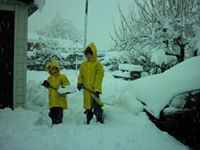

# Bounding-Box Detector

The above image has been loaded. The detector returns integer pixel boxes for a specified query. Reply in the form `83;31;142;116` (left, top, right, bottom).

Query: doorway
0;10;14;109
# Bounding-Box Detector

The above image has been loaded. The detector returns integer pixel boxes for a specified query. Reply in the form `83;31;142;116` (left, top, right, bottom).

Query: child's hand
42;80;50;88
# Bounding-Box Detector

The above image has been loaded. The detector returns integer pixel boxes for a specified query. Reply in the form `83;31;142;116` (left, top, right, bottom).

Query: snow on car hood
123;56;200;118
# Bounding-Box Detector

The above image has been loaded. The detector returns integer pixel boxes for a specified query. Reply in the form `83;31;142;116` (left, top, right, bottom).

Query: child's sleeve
61;75;70;87
94;62;104;93
78;64;84;84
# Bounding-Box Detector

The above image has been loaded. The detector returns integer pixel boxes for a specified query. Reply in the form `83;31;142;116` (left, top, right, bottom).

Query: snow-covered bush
112;0;200;73
27;49;68;71
27;34;83;71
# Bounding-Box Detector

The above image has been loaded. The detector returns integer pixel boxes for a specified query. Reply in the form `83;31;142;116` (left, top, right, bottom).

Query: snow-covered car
144;90;200;149
121;56;200;149
136;56;200;149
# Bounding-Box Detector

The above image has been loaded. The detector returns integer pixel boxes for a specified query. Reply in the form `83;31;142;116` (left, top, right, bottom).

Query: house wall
0;0;28;108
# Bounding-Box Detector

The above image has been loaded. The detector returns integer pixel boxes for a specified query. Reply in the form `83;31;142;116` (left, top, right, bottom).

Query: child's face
85;53;93;61
50;67;59;75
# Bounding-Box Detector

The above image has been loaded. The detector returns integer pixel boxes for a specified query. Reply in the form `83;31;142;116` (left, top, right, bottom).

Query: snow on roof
122;56;200;118
119;64;143;72
34;0;45;10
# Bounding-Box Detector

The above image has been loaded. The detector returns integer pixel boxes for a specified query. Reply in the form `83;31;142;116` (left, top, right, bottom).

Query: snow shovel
41;80;77;95
81;86;104;107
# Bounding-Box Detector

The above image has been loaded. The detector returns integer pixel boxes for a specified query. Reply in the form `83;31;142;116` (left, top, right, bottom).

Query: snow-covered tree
112;0;200;69
36;15;81;42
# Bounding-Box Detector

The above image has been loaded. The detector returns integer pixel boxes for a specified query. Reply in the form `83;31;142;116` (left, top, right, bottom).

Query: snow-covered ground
2;56;199;150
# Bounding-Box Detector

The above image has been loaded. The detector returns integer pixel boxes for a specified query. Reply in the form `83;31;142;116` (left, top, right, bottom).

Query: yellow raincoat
46;60;70;109
78;43;104;109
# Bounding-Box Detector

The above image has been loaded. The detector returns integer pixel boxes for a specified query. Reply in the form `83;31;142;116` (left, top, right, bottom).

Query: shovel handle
82;86;104;106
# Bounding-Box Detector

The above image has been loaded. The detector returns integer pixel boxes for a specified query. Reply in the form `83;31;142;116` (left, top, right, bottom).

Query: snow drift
120;56;200;118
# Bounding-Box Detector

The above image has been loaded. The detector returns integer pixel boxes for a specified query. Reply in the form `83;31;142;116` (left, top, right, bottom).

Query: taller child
77;42;104;124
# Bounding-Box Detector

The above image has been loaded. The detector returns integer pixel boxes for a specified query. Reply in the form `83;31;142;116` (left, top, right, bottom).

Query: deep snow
0;65;191;150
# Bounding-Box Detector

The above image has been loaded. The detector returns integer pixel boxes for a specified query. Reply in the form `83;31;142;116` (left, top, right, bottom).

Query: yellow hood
84;42;97;62
46;59;61;74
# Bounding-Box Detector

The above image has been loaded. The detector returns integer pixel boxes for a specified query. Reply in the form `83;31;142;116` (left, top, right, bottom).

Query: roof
16;0;39;16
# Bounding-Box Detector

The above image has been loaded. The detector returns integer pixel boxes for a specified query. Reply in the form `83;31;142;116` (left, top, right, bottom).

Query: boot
86;110;93;124
94;107;104;124
97;114;104;124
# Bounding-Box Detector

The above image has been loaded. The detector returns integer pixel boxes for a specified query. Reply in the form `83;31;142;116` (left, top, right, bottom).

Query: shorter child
43;59;70;125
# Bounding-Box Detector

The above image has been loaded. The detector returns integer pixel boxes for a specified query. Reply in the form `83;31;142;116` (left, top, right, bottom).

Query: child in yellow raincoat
43;59;70;125
77;42;104;124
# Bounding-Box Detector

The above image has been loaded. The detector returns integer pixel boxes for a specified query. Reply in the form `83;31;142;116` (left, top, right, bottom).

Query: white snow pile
120;56;200;118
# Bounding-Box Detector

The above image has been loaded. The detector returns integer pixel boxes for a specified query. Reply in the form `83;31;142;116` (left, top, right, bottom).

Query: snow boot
96;114;104;124
85;110;93;124
94;106;104;124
